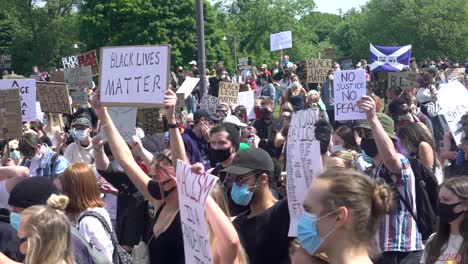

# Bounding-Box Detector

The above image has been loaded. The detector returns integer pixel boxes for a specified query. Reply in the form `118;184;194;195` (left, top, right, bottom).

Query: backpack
71;227;111;264
378;157;439;240
78;211;133;264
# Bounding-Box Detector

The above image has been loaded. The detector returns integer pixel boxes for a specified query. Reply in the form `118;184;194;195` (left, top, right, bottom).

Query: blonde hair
329;150;360;169
21;194;75;264
291;81;302;90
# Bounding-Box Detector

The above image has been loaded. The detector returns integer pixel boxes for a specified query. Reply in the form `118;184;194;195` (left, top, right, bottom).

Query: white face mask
328;75;334;81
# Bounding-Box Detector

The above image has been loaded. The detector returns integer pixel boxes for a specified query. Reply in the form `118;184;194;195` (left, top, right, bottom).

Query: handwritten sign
333;69;366;121
445;68;466;81
36;102;44;123
270;31;292;52
218;82;239;105
50;71;65;82
238;90;256;120
388;72;419;90
237;57;251;71
341;59;354;70
437;81;468;145
0;79;36;121
176;160;217;264
286;108;322;237
77;50;99;76
71;91;88;105
200;94;218;113
100;107;137;142
62;55;79;68
65;66;93;91
0;54;12;69
306;59;332;84
36;82;72;114
100;45;170;107
0;88;22;139
137;108;164;135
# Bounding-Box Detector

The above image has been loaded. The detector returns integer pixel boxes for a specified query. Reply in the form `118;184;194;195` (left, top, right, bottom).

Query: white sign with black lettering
0;79;36;122
333;69;367;121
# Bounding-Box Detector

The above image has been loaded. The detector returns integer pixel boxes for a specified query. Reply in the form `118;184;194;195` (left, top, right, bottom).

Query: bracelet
168;123;178;129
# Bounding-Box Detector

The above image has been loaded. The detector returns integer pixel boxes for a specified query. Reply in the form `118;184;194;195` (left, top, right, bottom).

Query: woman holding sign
92;88;244;264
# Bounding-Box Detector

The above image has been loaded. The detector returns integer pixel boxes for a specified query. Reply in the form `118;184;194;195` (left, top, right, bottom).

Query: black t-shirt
233;199;292;264
148;205;185;264
40;134;53;147
209;77;221;97
0;222;22;261
211;164;249;217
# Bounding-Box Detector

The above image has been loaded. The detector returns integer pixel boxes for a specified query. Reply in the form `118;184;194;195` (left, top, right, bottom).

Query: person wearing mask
18;133;68;178
233;105;249;124
253;102;280;158
4;194;75;264
400;93;435;139
258;74;276;104
285;81;307;112
221;148;292;264
331;126;361;153
421;177;468;263
260;64;272;76
326;150;361;169
397;123;443;183
296;169;392;264
63;114;95;165
92;88;244;264
2;140;22;166
277;67;293;105
181;109;219;169
320;69;335;125
356;96;424;263
209;66;227;97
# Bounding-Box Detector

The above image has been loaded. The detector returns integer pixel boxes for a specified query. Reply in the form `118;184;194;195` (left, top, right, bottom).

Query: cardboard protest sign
100;107;137;142
333;69;367;121
437;81;468;145
445;68;466;81
0;79;36;122
341;59;354;70
238;90;256;120
200;94;218;113
50;71;65;82
218;82;239;105
71;91;88;105
286;108;322;237
62;55;79;68
99;45;170;107
176;160;217;264
270;31;292;52
324;48;336;59
0;89;22;139
2;74;26;79
36;82;72;114
0;54;12;69
64;66;93;91
237;57;252;71
77;50;99;76
306;59;332;84
388;72;419;90
137;108;165;135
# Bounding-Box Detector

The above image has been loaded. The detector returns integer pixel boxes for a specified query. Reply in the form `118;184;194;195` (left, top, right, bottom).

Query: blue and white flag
369;44;412;72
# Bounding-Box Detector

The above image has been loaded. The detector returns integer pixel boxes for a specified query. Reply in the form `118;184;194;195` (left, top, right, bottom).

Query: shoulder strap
49;152;61;173
78;211;119;263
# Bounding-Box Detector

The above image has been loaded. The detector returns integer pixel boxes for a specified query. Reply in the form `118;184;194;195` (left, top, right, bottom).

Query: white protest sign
437;81;468;145
333;69;367;121
62;55;79;68
99;45;170;106
36;102;44;123
177;77;199;99
176;160;218;264
0;79;36;122
270;31;292;52
100;107;137;142
200;94;218;113
286;108;322;237
238;90;256;120
64;66;93;90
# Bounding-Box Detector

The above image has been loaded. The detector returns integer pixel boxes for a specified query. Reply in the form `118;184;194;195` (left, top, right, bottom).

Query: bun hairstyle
317;169;393;243
47;194;69;211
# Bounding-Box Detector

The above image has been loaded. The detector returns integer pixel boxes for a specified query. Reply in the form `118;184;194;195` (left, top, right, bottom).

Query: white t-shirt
0;181;10;208
420;234;463;263
78;207;115;262
64;140;94;165
28;159;40;177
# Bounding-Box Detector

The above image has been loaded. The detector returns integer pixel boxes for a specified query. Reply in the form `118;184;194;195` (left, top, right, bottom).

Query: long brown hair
425;177;468;264
59;162;105;215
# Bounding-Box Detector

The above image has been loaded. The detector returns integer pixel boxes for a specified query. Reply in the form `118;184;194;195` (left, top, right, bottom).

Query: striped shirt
375;154;423;252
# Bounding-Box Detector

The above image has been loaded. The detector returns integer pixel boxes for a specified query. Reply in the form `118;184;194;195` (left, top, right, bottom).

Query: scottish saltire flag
369;44;412;72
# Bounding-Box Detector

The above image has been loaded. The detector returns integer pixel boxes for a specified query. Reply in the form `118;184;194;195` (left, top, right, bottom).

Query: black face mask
361;138;379;158
437;201;465;223
147;180;176;200
210;147;232;164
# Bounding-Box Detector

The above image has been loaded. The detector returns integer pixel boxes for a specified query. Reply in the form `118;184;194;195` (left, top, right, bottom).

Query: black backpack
378;157;439;240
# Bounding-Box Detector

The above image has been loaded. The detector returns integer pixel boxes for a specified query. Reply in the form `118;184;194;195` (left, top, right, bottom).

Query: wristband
168;123;178;129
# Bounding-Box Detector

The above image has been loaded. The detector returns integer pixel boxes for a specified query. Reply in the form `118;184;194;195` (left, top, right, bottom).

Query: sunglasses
9;148;19;152
356;128;374;139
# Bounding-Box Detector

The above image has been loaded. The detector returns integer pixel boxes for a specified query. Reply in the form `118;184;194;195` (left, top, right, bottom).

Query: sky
314;0;369;15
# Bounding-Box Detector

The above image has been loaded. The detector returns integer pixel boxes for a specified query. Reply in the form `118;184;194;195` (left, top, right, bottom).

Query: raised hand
357;95;377;120
164;89;177;123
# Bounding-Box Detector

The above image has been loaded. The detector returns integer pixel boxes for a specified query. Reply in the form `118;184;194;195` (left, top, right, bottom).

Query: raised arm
130;129;154;169
164;89;189;166
92;136;109;171
0;166;29;193
358;95;401;173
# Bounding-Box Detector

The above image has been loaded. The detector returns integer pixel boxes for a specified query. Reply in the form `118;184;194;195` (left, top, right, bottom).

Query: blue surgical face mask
297;211;336;255
330;145;345;153
10;212;21;231
361;150;374;164
10;150;22;161
231;182;254;206
74;129;89;141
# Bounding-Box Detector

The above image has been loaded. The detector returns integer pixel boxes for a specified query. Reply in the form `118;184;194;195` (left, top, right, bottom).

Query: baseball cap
8;177;58;209
71;116;92;128
223;115;247;127
194;109;219;123
188;60;197;66
354;113;397;139
221;148;274;175
261;64;267;69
